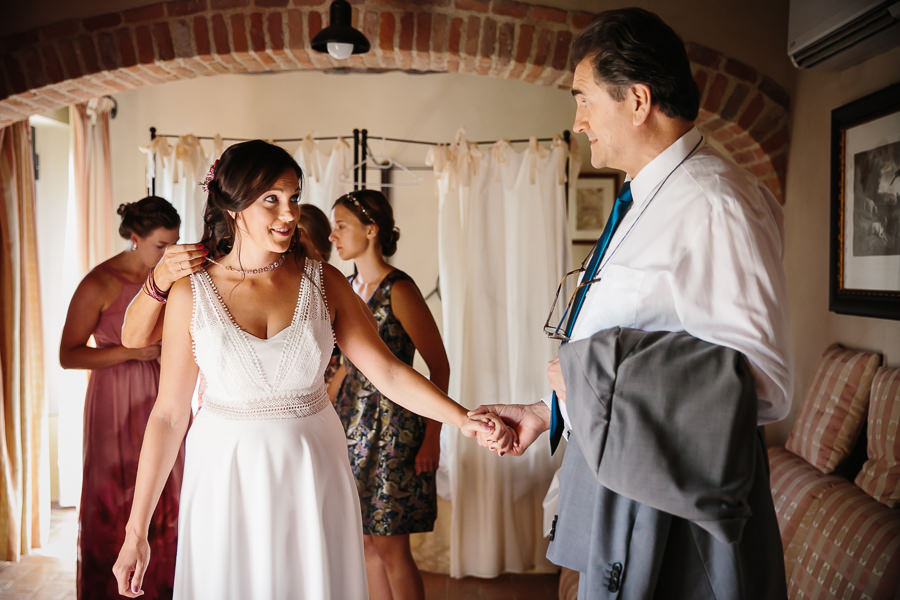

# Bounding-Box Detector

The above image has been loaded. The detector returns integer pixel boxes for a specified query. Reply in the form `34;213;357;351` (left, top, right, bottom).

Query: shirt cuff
540;394;572;440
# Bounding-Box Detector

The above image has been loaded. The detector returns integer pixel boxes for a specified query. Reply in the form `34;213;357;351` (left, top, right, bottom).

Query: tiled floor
0;507;559;599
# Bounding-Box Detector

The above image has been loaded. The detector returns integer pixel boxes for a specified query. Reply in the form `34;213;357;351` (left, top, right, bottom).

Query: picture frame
829;81;900;321
570;173;621;242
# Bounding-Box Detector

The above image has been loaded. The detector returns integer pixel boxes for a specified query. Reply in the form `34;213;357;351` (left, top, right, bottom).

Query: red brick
464;16;479;56
701;72;727;113
711;125;736;145
749;107;783;141
40;45;64;83
212;14;230;53
170;19;194;57
730;133;756;150
492;0;528;18
362;8;379;46
721;82;748;121
19;48;48;90
530;6;566;24
531;27;552;67
124;4;166;24
759;75;790;111
3;54;28;92
153;22;175;60
448;17;463;54
193;16;211;55
96;32;120;69
769;150;787;175
135;25;156;63
248;13;266;52
496;21;513;65
693;69;708;97
38;20;80;42
760;124;789;155
55;38;82;79
479;17;497;59
507;61;525;80
308;11;322;39
231;14;249;53
83;12;122;31
571;11;594;30
256;0;288;6
211;0;248;8
168;0;207;17
686;42;721;69
293;0;327;5
747;160;775;179
737;92;764;130
379;13;395;51
703;116;729;132
552;29;571;71
398;12;414;51
266;13;284;49
415;12;431;54
455;0;489;11
431;13;449;54
286;10;305;49
514;23;533;64
724;58;756;84
77;35;101;73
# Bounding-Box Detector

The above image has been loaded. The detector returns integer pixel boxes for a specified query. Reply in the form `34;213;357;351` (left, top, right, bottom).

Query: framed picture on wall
829;81;900;321
570;173;620;242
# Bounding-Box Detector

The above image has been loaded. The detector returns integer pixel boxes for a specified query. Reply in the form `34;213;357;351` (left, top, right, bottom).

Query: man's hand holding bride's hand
468;402;551;457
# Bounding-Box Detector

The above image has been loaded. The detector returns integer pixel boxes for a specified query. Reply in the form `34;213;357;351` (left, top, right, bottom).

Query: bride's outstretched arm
113;278;197;598
323;263;490;437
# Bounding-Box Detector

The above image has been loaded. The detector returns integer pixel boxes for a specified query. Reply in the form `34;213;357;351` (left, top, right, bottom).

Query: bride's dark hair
201;140;305;261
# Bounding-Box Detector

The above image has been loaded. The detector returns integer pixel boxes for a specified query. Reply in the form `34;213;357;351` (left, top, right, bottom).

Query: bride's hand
112;530;150;597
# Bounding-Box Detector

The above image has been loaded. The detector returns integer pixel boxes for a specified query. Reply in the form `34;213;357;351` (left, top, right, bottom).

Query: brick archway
0;0;790;200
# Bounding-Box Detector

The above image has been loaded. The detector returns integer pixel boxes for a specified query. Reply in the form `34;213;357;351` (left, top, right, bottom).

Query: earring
130;240;137;251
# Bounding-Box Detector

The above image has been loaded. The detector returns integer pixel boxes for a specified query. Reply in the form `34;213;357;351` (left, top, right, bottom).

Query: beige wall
770;46;900;445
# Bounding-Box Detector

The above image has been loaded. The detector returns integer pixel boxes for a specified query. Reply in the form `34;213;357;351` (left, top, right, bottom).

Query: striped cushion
768;447;844;556
786;480;900;599
786;344;881;473
855;367;900;508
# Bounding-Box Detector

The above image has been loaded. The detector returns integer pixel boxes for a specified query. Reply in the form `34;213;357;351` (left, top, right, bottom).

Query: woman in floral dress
330;189;448;600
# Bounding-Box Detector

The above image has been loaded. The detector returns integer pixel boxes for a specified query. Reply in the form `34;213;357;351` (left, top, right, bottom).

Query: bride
112;140;506;599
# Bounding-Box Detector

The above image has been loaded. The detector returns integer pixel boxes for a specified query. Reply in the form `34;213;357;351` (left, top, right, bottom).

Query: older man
473;8;791;599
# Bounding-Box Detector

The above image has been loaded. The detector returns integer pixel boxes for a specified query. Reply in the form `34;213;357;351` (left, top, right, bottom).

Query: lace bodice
189;258;334;419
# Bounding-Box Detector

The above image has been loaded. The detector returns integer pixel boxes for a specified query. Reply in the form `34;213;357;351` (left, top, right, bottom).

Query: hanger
339;138;423;188
424;275;440;301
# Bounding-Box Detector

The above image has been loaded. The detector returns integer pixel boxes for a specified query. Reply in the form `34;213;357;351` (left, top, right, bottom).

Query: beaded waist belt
201;385;330;420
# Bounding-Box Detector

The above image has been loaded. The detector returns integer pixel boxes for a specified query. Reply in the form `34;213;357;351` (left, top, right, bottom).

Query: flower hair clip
200;160;219;193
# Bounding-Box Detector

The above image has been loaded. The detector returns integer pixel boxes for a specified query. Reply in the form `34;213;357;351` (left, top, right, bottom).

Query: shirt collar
627;127;703;208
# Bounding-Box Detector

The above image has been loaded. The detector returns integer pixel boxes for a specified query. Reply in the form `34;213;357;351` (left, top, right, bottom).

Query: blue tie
549;182;633;454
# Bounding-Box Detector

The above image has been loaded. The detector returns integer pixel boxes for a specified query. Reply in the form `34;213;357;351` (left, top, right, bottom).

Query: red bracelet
143;271;168;303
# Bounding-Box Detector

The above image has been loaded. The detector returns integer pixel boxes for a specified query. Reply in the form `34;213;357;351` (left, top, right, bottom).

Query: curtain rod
149;131;344;143
366;134;567;146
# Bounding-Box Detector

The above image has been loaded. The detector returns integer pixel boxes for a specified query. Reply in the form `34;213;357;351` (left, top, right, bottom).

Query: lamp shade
311;0;371;59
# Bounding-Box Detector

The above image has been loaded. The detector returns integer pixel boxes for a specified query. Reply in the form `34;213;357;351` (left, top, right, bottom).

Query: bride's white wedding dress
174;258;367;599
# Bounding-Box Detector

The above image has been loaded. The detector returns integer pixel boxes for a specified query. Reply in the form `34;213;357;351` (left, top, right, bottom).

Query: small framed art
829;81;900;320
569;173;620;242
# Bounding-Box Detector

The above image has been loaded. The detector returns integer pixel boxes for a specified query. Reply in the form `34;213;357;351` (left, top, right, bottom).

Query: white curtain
425;131;569;577
71;97;116;272
293;135;353;274
140;134;223;244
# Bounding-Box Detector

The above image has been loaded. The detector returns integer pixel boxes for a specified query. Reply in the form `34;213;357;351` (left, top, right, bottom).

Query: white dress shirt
550;128;792;428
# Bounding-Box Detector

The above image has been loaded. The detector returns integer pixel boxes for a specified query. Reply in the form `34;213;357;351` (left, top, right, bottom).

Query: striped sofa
769;346;900;599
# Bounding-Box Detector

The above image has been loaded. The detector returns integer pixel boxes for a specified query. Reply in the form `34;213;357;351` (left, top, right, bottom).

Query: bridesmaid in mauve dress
60;196;183;600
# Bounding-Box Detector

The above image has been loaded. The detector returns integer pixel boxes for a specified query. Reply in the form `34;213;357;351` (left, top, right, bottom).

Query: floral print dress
335;269;437;536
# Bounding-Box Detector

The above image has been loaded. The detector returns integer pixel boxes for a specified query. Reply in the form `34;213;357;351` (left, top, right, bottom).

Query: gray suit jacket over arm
546;327;785;599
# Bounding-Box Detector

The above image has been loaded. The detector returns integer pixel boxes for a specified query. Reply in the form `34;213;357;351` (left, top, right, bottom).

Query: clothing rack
146;126;571;195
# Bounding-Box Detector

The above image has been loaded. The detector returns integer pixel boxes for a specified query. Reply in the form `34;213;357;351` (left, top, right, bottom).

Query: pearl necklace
206;253;286;274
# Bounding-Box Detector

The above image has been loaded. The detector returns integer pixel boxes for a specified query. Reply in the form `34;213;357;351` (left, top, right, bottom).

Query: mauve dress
77;264;183;600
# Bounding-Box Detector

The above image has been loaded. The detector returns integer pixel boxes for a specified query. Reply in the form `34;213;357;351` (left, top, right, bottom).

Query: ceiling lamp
311;0;371;60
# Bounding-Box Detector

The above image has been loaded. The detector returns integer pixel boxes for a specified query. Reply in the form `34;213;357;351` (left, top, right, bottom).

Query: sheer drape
424;131;569;577
71;97;116;272
0;121;49;561
293;136;353;274
139;134;223;244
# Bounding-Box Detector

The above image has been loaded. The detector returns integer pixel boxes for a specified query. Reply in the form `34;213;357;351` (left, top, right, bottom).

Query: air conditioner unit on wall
788;0;900;69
